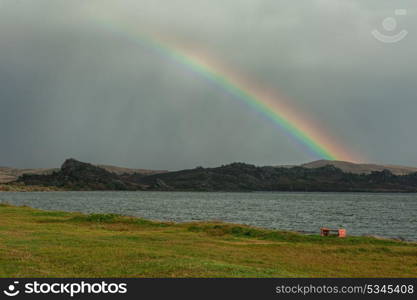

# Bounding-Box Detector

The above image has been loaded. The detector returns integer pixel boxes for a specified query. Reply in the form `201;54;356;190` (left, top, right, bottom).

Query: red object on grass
320;227;346;238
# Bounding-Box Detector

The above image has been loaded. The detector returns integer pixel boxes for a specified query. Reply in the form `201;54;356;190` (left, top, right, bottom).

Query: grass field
0;203;416;277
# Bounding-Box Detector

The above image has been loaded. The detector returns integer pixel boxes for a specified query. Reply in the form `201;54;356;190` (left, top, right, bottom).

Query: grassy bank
0;203;416;277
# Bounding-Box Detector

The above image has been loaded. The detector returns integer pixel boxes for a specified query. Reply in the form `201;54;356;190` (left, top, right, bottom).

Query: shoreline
1;203;416;277
0;184;64;192
2;183;417;193
1;202;414;243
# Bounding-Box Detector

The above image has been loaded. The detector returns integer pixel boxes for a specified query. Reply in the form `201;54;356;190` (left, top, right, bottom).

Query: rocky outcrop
16;158;417;192
18;159;143;191
137;163;417;192
1;163;166;184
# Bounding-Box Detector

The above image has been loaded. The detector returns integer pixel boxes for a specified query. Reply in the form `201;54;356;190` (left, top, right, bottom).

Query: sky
0;0;416;170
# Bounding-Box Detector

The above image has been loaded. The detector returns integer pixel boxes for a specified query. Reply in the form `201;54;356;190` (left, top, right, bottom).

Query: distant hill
0;163;167;183
0;167;56;184
302;160;417;175
8;158;417;192
137;162;417;192
16;159;145;190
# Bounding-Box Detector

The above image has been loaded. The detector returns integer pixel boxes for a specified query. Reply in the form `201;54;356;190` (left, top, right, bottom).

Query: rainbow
89;14;359;162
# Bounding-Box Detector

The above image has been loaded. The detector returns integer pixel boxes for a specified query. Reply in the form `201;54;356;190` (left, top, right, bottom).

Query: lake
1;191;416;241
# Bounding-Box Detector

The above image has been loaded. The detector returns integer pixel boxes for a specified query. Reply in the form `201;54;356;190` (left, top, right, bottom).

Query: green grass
0;203;416;277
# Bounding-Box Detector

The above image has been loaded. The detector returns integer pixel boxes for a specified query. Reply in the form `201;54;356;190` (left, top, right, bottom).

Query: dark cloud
1;0;416;169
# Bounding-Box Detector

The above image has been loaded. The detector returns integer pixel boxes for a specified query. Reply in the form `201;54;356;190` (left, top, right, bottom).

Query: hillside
302;160;417;175
14;158;417;192
137;163;417;192
17;159;145;191
0;167;56;183
0;163;166;183
96;164;167;175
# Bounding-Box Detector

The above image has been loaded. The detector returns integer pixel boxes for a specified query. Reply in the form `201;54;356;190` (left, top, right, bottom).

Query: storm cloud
0;0;416;169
